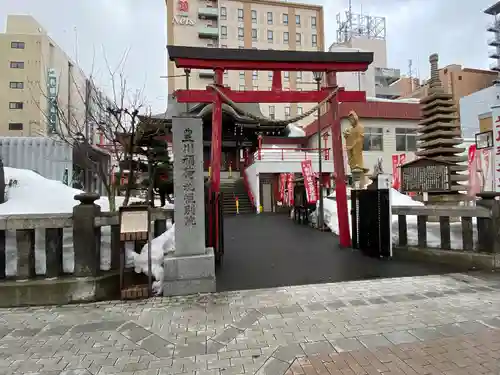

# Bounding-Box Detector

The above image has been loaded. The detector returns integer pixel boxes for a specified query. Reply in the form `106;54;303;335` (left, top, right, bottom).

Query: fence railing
250;148;330;163
0;194;173;284
392;193;500;255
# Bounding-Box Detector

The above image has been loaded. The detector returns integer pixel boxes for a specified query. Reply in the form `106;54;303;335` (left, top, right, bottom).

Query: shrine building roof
142;95;274;126
167;45;373;68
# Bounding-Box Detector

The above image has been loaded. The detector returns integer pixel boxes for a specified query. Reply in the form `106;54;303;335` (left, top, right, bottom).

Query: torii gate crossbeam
167;46;373;250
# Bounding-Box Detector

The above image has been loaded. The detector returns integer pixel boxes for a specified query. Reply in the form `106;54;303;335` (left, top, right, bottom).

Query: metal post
184;68;191;112
315;75;324;230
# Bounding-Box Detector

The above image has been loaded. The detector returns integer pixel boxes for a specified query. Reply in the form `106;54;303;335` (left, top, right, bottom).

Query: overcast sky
0;0;496;112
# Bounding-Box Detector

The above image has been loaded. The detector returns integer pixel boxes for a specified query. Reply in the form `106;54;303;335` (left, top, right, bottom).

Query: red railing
253;147;330;162
242;168;255;209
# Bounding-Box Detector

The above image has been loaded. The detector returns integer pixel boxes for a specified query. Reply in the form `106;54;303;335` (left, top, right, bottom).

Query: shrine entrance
167;45;374;255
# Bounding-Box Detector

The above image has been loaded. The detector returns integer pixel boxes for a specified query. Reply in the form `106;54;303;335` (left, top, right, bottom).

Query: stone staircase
220;178;255;215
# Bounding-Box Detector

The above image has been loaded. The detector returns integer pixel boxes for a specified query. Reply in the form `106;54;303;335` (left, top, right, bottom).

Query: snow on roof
366;97;420;104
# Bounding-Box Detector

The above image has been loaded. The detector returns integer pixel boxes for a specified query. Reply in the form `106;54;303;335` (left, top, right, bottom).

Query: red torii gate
167;46;373;249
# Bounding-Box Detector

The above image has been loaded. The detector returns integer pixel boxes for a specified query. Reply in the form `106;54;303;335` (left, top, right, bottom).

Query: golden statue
343;110;365;172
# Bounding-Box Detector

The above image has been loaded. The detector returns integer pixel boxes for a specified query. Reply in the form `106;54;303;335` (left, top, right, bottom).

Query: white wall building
459;85;497;138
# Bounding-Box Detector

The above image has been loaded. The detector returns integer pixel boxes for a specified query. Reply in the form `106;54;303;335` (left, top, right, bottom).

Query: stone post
73;192;101;277
0;158;5;204
477;192;500;254
163;116;216;296
351;168;364;189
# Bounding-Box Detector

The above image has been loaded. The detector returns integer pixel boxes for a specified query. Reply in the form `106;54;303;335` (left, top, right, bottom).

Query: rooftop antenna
408;59;413;91
74;26;79;63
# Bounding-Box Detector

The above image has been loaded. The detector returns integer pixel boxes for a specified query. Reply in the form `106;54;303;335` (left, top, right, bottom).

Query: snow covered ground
1;167;174;293
320;188;478;250
2;166;478;298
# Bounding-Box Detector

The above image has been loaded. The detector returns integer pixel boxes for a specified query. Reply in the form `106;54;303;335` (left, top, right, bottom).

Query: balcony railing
198;7;218;19
248;147;331;165
487;21;500;32
199;26;219;39
488;37;500;46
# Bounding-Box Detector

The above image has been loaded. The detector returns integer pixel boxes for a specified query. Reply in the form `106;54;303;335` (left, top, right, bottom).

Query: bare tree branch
28;49;153;211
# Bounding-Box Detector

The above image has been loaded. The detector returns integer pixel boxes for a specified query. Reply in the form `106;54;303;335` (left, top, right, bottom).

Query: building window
283;32;289;43
251;10;257;23
283;13;288;25
239;71;245;79
363;127;383;151
269;106;275;120
297;106;303;115
296;15;301;25
296;33;301;45
220;7;227;20
284;71;289;81
238;8;244;21
8;123;23;131
252;71;258;80
221;26;227;38
239;85;246;91
253;85;258;91
267;30;273;42
252;28;257;41
267;12;273;24
297;72;302;81
9;101;23;110
238;28;244;40
221;44;227;48
312;34;317;47
9;81;24;89
285;106;291;118
11;41;25;49
10;61;24;69
396;128;417;151
239;46;244;49
311;16;317;28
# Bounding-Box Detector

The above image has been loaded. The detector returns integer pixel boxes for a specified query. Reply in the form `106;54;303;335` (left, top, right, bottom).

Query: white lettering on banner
287;173;294;205
301;160;318;203
173;16;196;26
493;111;500;192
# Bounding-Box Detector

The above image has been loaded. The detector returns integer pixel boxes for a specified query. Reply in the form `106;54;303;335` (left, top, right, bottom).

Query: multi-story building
166;0;324;127
458;1;500;138
486;1;500;72
329;11;401;99
399;65;497;104
0;15;104;139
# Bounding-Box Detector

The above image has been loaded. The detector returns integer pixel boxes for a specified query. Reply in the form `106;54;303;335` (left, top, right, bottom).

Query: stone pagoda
416;53;468;203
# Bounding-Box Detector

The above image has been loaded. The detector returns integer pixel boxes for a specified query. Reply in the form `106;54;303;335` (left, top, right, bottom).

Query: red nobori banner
301;160;318;203
279;173;286;201
287;173;294;206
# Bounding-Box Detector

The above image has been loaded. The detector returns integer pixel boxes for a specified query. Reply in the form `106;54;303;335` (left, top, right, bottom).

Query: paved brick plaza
2;272;500;374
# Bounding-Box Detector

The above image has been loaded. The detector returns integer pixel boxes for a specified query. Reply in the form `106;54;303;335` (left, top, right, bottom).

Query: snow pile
322;188;477;249
130;221;175;295
287;123;306;137
1;167;173;288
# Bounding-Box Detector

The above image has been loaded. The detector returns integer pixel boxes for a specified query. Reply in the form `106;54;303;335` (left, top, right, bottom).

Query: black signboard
401;159;451;192
475;130;493;149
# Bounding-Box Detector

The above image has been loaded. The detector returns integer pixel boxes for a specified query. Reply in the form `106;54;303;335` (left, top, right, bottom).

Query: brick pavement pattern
2;273;500;374
287;330;500;374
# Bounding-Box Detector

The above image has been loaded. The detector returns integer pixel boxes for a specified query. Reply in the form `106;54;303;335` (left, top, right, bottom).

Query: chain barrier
207;84;339;126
